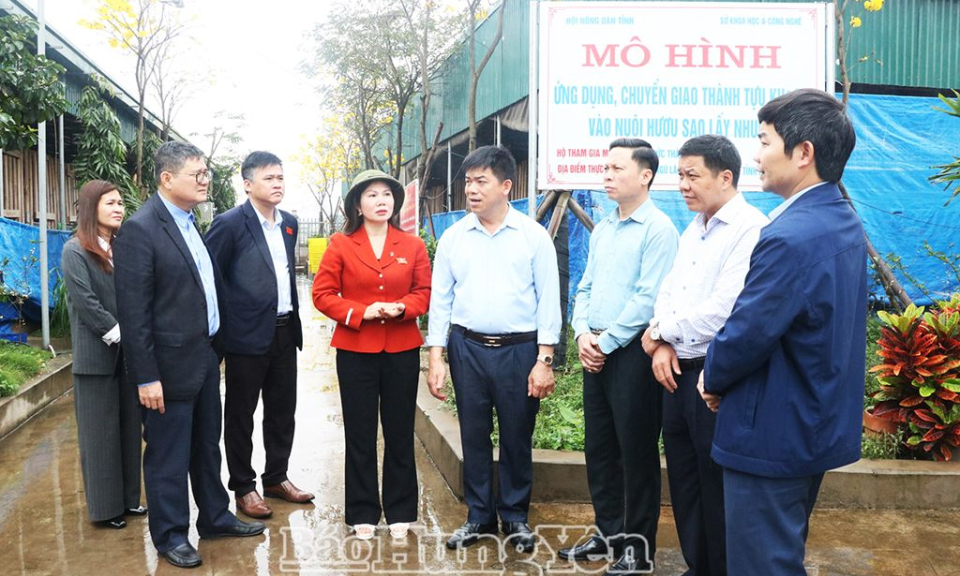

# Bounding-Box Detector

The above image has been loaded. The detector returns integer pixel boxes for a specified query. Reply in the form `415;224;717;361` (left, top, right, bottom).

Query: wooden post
535;190;559;222
567;195;595;232
547;191;570;240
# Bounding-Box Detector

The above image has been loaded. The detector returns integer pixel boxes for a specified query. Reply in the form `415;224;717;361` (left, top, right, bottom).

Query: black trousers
663;357;726;576
142;346;235;552
336;347;420;525
583;336;662;566
224;321;298;496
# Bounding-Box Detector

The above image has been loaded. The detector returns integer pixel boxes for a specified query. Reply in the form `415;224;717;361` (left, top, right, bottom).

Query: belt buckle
481;335;502;348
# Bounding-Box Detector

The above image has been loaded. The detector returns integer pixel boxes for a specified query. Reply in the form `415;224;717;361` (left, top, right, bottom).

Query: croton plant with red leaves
870;295;960;461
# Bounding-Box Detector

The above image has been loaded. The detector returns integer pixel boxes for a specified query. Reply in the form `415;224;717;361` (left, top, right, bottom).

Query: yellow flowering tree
295;114;364;234
835;0;885;106
79;0;183;192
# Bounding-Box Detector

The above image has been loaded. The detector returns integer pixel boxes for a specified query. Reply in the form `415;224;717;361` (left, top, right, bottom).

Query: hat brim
347;178;406;217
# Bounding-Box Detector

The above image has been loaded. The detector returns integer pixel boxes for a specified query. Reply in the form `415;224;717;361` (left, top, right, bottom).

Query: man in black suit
114;142;265;569
205;151;312;519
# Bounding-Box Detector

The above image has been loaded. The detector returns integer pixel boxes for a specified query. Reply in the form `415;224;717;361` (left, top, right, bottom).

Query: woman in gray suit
62;180;145;529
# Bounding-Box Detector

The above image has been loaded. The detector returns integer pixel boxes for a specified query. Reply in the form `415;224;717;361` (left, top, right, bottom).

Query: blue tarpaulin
424;93;960;313
0;217;71;329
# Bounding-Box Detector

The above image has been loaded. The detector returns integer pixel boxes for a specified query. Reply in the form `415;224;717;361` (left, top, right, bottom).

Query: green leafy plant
207;157;241;216
417;228;438;330
0;340;51;397
532;358;585;451
0;15;67;150
870;297;960;461
73;82;140;212
864;315;882;410
929;90;960;205
861;428;903;460
49;272;71;339
138;129;163;196
0;245;40;330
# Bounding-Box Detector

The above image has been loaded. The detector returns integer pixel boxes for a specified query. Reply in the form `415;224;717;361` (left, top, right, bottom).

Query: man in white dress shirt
641;134;768;576
205;151;314;521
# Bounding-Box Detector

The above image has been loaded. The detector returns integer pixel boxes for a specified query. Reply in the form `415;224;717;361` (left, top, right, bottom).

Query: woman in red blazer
312;169;431;541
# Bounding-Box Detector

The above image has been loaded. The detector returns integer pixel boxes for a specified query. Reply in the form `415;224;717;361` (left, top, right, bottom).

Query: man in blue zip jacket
699;88;866;576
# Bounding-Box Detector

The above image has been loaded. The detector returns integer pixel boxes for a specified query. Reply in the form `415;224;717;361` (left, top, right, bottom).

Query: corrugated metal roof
398;0;960;164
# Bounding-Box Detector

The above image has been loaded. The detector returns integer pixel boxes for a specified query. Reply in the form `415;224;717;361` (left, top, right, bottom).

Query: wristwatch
649;319;662;342
537;353;554;365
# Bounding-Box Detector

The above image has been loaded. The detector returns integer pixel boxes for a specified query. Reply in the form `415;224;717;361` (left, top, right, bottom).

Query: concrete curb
414;374;960;509
0;354;73;440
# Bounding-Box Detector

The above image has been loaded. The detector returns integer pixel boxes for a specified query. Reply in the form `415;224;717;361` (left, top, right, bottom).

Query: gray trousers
73;372;142;521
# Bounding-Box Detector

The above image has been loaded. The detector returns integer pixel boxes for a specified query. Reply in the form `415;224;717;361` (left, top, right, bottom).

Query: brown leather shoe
236;490;273;519
264;480;315;503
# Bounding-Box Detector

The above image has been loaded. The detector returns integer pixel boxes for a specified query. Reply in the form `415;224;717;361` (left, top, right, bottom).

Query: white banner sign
538;1;831;191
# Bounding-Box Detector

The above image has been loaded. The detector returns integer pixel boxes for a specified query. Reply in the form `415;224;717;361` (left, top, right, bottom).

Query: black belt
452;325;537;348
677;356;706;371
276;313;292;327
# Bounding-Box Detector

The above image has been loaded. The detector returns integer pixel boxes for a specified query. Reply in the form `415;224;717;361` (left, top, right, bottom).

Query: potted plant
869;296;960;461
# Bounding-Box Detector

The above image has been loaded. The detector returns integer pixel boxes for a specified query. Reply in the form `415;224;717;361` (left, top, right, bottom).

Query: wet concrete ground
1;281;959;575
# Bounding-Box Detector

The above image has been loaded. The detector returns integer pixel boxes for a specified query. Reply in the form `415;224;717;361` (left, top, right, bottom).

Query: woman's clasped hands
363;301;406;320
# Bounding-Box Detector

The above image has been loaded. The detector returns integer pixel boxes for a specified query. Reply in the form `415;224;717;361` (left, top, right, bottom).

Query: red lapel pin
285;226;293;235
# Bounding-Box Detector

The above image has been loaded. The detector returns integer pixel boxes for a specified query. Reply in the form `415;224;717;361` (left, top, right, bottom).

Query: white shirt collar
698;192;748;231
253;204;282;229
97;236;113;265
768;182;824;221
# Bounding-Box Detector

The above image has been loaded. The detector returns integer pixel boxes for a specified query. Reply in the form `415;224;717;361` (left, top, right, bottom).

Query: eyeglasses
183;169;214;184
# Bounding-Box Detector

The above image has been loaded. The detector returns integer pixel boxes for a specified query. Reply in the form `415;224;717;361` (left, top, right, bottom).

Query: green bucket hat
345;169;405;216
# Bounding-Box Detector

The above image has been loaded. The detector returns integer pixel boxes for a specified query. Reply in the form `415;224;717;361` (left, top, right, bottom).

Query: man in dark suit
205;151;312;519
114;142;265;569
699;89;865;575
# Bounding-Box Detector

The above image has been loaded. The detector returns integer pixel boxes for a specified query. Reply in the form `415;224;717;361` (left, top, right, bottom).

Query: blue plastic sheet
0;218;71;325
424;93;960;313
844;94;960;304
0;302;25;342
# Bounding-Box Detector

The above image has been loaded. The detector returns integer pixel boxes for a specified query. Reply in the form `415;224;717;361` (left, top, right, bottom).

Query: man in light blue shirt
426;145;561;553
560;138;678;575
114;142;264;569
156;194;220;337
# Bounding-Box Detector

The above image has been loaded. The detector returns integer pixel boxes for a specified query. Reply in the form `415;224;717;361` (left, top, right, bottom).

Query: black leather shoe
198;519;266;539
98;515;126;529
558;535;609;561
604;552;652;575
160;542;202;568
445;521;498;549
125;506;148;516
502;521;536;553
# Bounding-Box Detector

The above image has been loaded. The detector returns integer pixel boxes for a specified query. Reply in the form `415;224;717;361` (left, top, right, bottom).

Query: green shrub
532;355;585;451
49;272;71;339
0;341;51;397
861;430;902;460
